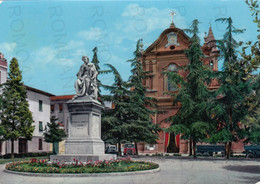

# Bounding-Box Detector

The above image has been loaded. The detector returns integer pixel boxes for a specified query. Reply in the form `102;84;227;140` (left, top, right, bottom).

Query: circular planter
4;158;160;177
4;166;160;177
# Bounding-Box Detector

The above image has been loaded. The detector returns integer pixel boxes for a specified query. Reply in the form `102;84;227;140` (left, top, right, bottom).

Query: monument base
65;139;105;154
50;154;116;162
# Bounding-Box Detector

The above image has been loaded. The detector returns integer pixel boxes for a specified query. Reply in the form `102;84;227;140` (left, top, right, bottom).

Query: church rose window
167;64;178;91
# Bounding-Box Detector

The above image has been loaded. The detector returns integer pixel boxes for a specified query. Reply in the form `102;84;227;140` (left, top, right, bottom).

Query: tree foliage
208;17;255;159
101;63;131;155
165;20;214;158
44;116;67;143
126;40;160;153
44;116;67;154
242;0;260;144
101;40;160;155
0;57;34;158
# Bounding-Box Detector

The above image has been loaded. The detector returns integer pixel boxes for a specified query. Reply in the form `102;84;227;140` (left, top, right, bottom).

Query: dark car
243;145;260;158
196;145;225;156
123;144;136;155
105;147;118;154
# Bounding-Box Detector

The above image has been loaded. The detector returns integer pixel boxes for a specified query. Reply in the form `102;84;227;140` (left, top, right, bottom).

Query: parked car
123;144;136;155
105;145;118;154
243;145;260;158
196;145;225;156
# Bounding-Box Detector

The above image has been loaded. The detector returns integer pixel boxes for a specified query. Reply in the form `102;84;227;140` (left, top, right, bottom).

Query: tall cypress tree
165;20;214;158
0;58;34;159
209;17;251;159
126;39;159;154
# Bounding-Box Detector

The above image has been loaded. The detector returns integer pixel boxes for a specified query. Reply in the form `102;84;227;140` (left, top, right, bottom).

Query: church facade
137;22;222;154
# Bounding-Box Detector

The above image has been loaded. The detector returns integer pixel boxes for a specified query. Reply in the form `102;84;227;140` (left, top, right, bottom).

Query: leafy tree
44;116;66;155
126;39;160;154
101;64;131;156
164;20;214;158
0;57;34;159
208;17;254;159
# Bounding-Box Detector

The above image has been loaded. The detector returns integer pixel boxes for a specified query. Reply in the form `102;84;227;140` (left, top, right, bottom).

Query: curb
4;167;160;177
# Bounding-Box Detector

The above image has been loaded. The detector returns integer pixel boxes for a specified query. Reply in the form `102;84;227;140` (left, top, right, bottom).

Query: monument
51;56;116;162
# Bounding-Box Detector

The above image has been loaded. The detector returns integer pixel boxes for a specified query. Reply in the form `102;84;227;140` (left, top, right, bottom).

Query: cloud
34;47;56;64
111;4;188;45
33;40;87;68
0;42;17;53
0;42;17;62
77;28;105;41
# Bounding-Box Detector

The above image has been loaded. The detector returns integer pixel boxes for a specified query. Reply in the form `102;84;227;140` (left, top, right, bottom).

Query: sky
0;0;258;95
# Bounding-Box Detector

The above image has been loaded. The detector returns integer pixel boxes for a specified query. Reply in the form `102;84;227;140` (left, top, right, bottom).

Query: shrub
2;152;51;159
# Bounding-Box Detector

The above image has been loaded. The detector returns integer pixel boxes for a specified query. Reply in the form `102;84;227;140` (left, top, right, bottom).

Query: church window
167;64;178;91
149;62;153;90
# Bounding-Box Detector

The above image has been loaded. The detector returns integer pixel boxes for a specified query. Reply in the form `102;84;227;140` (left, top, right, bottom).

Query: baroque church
137;21;244;154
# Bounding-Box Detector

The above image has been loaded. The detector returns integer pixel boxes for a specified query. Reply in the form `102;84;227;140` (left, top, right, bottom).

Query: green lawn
0;156;49;165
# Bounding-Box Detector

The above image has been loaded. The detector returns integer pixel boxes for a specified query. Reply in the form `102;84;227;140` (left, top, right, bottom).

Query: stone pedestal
51;96;116;162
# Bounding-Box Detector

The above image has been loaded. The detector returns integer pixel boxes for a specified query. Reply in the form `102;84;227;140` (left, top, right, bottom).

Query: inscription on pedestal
70;114;89;137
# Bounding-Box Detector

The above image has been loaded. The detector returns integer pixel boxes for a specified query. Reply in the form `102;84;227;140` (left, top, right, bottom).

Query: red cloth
165;132;170;148
175;134;180;148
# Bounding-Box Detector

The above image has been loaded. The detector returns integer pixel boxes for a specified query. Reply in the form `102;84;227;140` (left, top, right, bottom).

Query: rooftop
50;95;75;101
25;85;55;97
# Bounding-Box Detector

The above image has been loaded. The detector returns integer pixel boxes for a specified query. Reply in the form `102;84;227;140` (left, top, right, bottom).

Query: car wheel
246;153;255;158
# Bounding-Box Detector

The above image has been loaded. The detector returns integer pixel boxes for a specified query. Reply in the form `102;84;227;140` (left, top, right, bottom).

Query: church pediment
143;27;190;55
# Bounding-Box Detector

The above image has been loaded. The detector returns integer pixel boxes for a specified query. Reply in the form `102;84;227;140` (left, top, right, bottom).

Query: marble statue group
74;56;98;100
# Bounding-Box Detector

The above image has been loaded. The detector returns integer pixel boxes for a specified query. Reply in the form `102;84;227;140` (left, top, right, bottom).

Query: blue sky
0;0;258;95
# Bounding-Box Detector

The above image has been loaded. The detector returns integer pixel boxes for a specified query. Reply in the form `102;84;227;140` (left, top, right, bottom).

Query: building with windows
50;95;74;136
0;53;54;155
0;53;7;89
137;23;220;154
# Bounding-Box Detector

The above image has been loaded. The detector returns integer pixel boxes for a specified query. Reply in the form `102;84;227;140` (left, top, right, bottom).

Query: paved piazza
0;157;259;184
